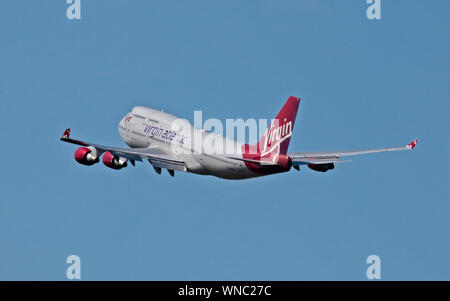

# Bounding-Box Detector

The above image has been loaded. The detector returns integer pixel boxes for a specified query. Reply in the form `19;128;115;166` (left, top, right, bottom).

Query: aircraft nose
119;117;125;128
119;112;130;128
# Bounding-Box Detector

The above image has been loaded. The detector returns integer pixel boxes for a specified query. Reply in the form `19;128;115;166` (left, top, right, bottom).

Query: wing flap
148;159;187;172
109;150;144;162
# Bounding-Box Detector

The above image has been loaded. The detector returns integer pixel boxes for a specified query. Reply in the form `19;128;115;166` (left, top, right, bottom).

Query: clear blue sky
0;0;449;280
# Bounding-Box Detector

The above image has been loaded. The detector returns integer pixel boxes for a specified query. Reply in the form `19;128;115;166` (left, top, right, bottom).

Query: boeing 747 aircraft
60;96;418;179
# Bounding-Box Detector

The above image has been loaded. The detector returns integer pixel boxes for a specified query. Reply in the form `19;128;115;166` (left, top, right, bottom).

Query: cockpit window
124;115;133;125
133;114;146;119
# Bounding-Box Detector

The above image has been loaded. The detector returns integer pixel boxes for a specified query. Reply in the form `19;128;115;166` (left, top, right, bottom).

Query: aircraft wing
289;139;419;166
60;128;187;172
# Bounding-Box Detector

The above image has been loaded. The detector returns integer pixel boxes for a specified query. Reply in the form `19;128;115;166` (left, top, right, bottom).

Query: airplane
60;96;418;180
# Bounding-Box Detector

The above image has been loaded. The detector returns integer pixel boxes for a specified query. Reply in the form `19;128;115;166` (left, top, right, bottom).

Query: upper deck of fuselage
130;106;181;124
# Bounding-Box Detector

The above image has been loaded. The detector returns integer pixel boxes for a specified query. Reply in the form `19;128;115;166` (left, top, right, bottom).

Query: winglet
406;139;419;150
61;128;71;139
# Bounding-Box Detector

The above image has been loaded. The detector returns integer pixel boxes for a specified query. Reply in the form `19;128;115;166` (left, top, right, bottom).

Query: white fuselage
117;106;259;179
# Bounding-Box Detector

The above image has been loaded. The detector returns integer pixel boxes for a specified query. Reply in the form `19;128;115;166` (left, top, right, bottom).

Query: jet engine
74;147;99;166
102;151;128;170
308;163;334;172
275;154;292;170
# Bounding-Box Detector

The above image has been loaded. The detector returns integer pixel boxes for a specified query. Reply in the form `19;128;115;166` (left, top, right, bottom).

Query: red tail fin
257;96;300;156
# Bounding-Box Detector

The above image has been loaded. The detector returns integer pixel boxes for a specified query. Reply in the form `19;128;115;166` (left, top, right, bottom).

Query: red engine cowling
308;163;334;172
74;147;99;166
275;154;292;170
102;151;128;170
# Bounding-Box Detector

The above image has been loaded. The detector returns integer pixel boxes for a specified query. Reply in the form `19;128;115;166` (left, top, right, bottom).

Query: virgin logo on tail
255;96;300;158
261;119;293;155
